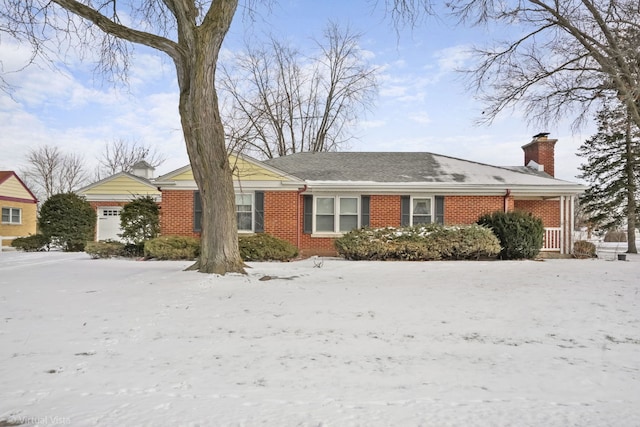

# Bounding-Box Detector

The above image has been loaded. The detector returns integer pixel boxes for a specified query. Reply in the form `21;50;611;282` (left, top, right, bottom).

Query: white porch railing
542;227;561;251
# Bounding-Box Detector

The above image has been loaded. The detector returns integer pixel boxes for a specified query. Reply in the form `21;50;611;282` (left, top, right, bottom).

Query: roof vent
131;160;155;179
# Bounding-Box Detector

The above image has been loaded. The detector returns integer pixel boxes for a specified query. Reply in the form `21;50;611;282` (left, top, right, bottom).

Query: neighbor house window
235;193;253;232
314;196;359;233
1;207;21;224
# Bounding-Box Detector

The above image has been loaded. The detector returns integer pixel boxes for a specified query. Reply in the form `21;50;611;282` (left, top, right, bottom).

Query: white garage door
97;207;123;242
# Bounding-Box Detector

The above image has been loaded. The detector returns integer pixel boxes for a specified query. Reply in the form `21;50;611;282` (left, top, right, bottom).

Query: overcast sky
0;1;593;182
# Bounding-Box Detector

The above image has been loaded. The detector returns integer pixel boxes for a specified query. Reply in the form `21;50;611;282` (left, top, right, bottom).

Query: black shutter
435;196;445;225
254;191;264;233
193;191;202;232
361;195;370;228
400;195;410;226
303;195;313;234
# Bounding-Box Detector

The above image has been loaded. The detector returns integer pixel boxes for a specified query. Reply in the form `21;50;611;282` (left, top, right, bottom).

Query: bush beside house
477;211;544;260
335;224;501;261
11;234;50;252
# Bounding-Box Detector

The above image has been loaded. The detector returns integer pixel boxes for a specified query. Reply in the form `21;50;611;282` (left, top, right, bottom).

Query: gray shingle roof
263;152;573;186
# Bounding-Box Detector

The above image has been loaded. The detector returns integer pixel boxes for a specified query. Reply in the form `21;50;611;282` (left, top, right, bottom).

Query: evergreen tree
38;193;96;252
119;196;160;246
578;104;640;253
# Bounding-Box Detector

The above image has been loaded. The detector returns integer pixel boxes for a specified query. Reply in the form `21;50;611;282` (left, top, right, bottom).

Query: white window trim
312;195;360;236
409;196;434;226
235;192;254;233
1;207;22;225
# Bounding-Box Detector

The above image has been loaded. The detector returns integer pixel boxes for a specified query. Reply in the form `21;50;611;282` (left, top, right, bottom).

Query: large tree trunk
625;118;638;254
175;2;245;274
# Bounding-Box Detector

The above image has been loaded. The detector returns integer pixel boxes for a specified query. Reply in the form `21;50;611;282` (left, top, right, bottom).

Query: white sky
0;1;593;182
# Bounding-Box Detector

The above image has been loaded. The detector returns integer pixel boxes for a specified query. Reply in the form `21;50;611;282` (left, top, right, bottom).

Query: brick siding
514;199;561;227
444;195;510;225
160;190;199;237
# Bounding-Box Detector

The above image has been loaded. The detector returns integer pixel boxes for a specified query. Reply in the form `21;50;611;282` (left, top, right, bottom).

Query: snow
1;251;639;426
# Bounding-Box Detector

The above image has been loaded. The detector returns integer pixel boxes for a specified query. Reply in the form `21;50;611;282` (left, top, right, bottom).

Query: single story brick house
79;134;585;255
0;171;38;247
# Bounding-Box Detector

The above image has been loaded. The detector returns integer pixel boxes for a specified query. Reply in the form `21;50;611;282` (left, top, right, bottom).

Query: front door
97;207;122;241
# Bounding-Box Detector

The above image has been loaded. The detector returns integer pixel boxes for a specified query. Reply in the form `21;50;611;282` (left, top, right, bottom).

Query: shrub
603;230;626;242
121;243;145;258
85;241;125;259
334;224;500;261
477;210;544;260
120;196;160;245
239;233;298;261
11;234;50;252
39;193;96;252
144;235;200;260
573;240;597;259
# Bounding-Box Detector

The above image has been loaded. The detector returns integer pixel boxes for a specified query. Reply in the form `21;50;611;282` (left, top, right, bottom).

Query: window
401;196;444;226
412;198;432;224
193;191;262;233
236;194;253;231
1;207;21;224
314;196;359;233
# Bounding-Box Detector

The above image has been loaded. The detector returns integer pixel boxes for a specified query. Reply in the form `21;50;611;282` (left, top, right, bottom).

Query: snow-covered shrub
85;241;125;259
144;235;200;260
477;211;544;260
11;234;50;252
334;224;500;261
239;233;298;261
573;240;597;259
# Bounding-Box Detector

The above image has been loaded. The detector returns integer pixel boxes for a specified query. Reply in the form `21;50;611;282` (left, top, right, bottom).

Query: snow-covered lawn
1;251;639;427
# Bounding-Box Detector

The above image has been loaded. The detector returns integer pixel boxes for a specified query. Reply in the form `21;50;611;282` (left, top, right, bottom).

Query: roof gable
156;152;303;184
77;172;160;196
0;171;38;203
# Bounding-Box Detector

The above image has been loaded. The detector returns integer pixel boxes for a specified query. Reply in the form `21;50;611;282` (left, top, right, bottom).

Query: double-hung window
315;196;359;233
1;207;21;224
235;194;253;232
401;196;444;226
194;191;261;233
412;198;432;225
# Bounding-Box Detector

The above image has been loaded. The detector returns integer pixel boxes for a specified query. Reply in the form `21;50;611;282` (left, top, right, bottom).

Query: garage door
97;207;123;241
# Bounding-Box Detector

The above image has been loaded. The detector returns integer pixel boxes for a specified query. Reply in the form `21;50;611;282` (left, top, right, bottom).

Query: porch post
559;196;565;254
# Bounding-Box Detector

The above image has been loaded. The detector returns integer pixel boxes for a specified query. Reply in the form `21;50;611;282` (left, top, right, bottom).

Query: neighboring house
77;161;161;241
80;134;585;255
0;171;38;247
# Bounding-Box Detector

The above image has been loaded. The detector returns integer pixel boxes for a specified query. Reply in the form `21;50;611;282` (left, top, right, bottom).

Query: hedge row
334;224;501;261
85;233;299;262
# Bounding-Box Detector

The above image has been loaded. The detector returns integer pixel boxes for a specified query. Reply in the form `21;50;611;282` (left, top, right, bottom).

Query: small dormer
131;161;155;180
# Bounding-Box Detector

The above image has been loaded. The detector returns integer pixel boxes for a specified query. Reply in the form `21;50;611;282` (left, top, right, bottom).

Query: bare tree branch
220;21;378;159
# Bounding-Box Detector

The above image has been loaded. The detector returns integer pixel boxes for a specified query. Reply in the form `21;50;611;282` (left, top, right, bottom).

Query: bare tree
1;1;431;275
220;22;378;159
449;0;640;132
97;138;166;179
21;145;89;202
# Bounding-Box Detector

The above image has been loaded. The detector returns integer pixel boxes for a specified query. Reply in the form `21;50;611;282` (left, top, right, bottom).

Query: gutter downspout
504;189;511;212
296;185;308;250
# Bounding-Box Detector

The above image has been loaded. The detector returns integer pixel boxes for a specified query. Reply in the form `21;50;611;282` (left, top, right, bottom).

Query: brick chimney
522;132;557;177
